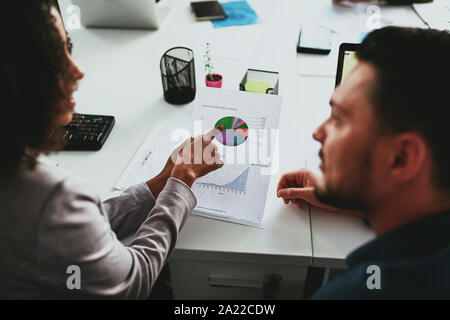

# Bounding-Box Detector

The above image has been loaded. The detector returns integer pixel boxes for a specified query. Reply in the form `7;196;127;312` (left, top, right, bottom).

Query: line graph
196;167;249;193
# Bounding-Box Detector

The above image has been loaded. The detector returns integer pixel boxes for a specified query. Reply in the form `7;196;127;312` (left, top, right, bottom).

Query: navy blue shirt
312;210;450;299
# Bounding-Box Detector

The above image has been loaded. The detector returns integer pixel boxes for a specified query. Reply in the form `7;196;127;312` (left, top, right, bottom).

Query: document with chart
192;88;282;227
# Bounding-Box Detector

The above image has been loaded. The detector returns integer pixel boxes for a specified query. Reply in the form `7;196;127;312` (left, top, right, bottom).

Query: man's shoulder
312;251;450;300
311;263;384;300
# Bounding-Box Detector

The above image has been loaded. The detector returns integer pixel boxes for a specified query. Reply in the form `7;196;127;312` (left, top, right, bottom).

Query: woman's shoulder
24;155;73;190
34;156;98;200
3;155;98;203
0;156;99;249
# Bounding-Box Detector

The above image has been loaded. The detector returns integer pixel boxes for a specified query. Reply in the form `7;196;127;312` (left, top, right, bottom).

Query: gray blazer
0;157;196;299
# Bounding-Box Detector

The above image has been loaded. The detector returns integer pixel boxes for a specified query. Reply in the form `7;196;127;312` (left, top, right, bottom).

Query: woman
0;1;223;299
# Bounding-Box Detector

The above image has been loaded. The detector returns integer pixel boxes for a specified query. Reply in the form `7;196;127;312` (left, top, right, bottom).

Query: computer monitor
335;43;360;87
71;0;160;30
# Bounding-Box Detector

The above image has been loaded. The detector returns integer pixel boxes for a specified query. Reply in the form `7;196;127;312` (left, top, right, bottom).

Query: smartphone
297;24;332;55
191;1;227;21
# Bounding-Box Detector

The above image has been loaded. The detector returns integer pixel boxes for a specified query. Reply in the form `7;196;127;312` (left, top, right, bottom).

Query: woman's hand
170;126;225;187
146;138;191;198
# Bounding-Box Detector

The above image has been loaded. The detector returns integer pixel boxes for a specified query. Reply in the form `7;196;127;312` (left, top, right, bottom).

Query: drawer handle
208;276;263;289
208;273;283;299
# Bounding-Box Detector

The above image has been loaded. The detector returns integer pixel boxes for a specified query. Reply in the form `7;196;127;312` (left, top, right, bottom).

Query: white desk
53;0;426;298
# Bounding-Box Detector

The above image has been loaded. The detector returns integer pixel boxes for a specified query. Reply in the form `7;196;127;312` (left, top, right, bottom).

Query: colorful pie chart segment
214;116;249;146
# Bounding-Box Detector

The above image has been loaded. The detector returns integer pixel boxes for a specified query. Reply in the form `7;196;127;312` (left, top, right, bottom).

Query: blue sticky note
212;1;260;28
359;32;369;43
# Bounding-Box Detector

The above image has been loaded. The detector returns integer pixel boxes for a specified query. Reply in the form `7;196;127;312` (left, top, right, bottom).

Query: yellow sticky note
244;79;272;94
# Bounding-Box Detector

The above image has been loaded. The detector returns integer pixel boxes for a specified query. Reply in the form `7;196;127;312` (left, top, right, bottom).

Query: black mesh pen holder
160;47;196;105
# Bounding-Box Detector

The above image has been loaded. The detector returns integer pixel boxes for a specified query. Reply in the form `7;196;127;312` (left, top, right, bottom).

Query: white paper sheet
114;122;184;191
191;88;282;228
413;0;450;31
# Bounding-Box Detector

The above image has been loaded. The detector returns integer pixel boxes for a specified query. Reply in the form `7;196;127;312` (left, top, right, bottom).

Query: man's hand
277;169;339;211
277;169;364;218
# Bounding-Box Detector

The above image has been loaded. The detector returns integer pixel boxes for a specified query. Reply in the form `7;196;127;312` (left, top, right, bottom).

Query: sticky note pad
244;79;272;94
212;1;260;28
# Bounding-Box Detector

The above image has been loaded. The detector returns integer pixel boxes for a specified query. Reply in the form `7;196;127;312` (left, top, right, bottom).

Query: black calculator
62;113;115;151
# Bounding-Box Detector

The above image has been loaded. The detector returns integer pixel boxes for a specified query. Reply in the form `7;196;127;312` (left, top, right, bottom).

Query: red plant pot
205;74;223;88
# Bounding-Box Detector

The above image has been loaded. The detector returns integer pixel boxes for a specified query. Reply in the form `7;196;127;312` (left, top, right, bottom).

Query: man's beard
314;150;372;213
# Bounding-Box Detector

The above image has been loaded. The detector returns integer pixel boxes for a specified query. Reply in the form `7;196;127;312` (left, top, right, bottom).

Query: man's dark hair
1;1;71;176
357;27;450;192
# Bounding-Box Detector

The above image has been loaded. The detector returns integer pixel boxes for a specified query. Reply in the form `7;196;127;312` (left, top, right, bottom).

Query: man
277;27;450;299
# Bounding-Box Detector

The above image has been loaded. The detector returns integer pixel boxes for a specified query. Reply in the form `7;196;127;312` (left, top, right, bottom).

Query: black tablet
191;1;227;21
335;43;360;87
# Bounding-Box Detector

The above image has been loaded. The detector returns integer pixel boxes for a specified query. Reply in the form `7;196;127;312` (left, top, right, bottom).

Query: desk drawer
169;258;307;299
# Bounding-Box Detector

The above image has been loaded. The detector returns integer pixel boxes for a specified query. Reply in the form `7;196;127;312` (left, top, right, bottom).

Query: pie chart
214;116;248;146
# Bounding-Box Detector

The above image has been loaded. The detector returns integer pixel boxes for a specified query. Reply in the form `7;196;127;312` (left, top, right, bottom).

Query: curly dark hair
357;27;450;192
1;0;72;176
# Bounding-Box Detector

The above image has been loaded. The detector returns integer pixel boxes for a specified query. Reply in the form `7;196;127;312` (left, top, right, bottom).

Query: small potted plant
204;42;222;88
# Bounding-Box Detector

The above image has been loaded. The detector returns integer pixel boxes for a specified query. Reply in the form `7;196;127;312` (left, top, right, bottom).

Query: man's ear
387;133;428;184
